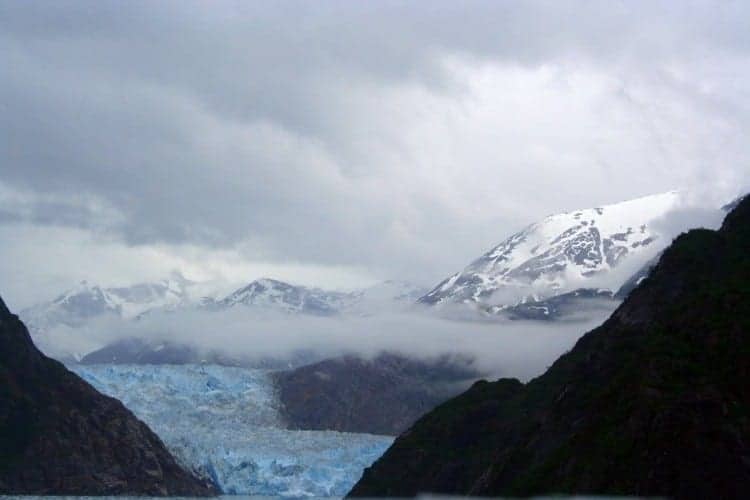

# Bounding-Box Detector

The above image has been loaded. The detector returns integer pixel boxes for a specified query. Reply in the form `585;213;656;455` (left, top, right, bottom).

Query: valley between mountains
2;191;744;498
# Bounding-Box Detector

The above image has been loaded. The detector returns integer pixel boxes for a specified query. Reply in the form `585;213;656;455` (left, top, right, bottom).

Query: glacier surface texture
72;364;393;497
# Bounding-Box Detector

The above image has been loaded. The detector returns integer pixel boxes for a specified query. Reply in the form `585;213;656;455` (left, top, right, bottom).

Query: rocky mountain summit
349;194;750;499
0;296;216;496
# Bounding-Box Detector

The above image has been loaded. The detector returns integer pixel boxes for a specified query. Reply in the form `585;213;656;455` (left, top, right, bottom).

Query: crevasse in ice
72;364;393;497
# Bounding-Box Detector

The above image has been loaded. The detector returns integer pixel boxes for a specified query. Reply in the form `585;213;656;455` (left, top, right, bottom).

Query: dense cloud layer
38;305;618;382
1;1;749;308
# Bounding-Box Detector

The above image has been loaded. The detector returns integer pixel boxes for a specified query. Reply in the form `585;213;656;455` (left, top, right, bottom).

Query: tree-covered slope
274;352;478;435
349;195;750;499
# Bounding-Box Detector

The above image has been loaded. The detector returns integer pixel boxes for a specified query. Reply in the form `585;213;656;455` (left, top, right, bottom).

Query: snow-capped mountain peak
21;273;195;329
217;278;349;316
22;280;119;330
217;278;428;317
420;191;682;307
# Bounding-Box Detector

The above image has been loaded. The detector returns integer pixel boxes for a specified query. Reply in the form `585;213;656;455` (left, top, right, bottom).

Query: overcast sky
1;1;749;309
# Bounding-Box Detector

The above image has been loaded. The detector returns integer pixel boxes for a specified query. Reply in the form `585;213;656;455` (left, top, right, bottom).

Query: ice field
72;364;393;497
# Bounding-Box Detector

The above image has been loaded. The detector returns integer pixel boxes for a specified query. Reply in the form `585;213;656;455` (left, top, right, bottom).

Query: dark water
0;495;654;499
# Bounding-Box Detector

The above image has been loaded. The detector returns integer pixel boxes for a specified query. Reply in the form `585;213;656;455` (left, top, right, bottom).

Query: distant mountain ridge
17;190;727;361
24;276;425;326
19;272;202;361
216;278;350;316
21;272;196;328
216;278;425;316
23;276;425;361
420;191;684;309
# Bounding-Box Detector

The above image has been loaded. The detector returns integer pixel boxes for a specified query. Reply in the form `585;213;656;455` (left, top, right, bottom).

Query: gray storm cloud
1;1;749;306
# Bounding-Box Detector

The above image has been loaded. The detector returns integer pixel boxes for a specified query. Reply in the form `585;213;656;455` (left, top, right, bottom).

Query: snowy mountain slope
420;191;683;308
216;278;425;317
19;272;202;360
24;276;426;361
23;275;425;330
216;278;351;316
69;280;424;366
20;271;196;330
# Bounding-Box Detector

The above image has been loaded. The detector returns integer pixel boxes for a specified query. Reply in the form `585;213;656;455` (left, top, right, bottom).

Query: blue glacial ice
72;364;393;497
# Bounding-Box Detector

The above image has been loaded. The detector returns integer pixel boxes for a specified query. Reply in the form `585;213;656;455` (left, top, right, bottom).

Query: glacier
72;364;393;497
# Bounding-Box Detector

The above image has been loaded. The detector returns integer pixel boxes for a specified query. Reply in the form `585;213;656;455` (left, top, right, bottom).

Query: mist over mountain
21;276;426;361
349;195;750;498
19;191;726;371
2;2;749;498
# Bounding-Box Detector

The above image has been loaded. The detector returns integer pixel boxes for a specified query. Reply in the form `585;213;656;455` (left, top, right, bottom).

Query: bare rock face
0;296;216;496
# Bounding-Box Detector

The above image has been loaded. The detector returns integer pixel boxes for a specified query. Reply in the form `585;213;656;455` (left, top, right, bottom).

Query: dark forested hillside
274;352;479;435
349;195;750;499
0;296;216;496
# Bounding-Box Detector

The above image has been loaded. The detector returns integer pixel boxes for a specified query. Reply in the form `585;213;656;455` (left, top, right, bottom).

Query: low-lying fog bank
41;303;618;382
